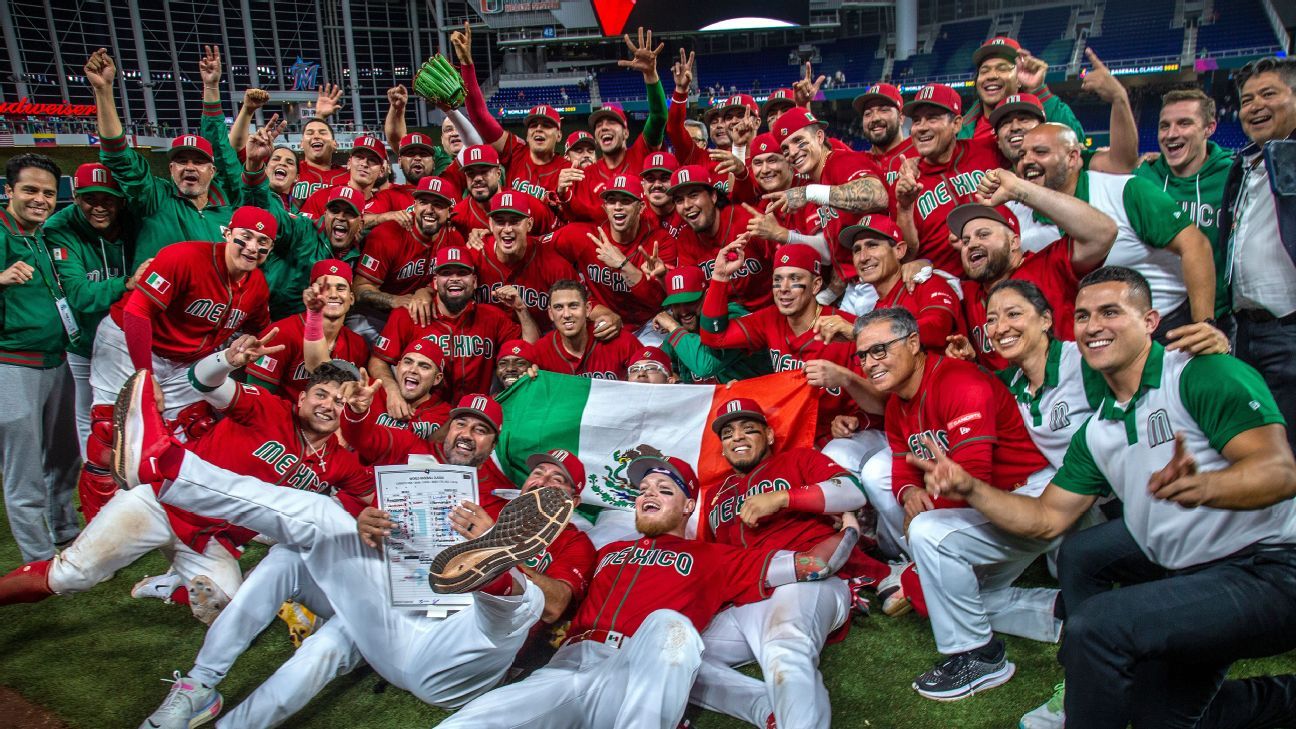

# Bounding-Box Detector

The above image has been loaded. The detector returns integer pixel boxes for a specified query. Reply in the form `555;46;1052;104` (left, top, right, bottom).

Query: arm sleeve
122;292;160;371
1122;176;1193;249
1052;421;1112;496
914;280;962;350
642;80;668;149
98;135;162;215
785;470;866;513
698;278;760;349
201;100;242;206
186;349;239;410
446;109;484;148
1180;354;1286;452
666;90;703;166
459;63;505;145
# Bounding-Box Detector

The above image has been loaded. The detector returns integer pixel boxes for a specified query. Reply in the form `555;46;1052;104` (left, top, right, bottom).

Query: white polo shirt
997;339;1100;469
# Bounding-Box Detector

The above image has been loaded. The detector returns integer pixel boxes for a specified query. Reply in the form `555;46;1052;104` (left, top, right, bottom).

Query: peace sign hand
199;46;222;88
638;242;666;279
340;367;382;415
224;328;286;369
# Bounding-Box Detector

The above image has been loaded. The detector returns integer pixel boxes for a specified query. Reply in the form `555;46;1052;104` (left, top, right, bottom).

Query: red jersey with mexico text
962;237;1078;371
675;204;776;311
110;242;270;364
868;137;917;187
245;314;370;401
545;222;676;329
373;304;520;400
293;163;349;203
705;448;850;550
298;184;404;221
886;354;1047;509
357;223;466;296
500;133;571;201
471;237;578;328
642;207;685;240
569;533;775;638
561;138;658;223
900;137;1005;277
170;382;374;555
529;326;643;379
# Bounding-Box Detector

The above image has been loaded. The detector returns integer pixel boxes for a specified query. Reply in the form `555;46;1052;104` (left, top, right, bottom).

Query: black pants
1056;519;1296;728
1234;312;1296;453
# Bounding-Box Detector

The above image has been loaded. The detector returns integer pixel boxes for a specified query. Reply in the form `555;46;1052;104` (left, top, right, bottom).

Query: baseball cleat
132;572;184;603
878;559;914;617
429;486;573;594
112;369;172;489
139;671;221;729
187;575;229;626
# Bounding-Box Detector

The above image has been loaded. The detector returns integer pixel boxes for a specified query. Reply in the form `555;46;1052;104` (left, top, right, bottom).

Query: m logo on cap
868;85;881;94
501;193;513;206
678;170;691;183
446;248;462;261
551;448;571;460
918;86;935;101
183;135;197;146
613;176;627;188
91;167;108;183
413;134;425;144
469;147;482;161
339;187;354;199
670;273;685;290
1006;94;1022;104
470;395;490;411
725;400;741;414
429;179;442;191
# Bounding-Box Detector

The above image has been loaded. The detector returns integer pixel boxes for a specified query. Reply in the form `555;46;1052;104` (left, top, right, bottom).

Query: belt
563;629;626;648
1235;308;1296;325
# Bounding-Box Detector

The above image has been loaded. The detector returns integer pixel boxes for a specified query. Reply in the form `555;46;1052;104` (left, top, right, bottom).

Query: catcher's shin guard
78;404;118;523
0;560;53;605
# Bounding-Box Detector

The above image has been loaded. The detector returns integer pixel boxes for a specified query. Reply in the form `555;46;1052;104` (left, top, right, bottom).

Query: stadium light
700;17;798;31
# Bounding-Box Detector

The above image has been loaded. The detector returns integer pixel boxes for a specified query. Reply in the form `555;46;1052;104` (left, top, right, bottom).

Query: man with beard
373;246;531;405
1014;123;1218;341
957;36;1084;142
471;191;578;327
639;151;685;239
530;280;643;379
451;144;555;236
494;340;533;392
564;131;598;169
300;136;405;231
85;48;235;264
437;455;860;729
247;261;370;402
654;265;772;383
671;165;776;311
854;83;915;186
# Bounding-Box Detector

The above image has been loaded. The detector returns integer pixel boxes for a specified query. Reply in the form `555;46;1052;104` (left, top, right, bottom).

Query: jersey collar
1086;341;1166;444
1001;337;1064;426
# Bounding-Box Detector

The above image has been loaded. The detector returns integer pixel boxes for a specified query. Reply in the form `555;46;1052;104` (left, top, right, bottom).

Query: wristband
304;307;324;341
806;184;831;205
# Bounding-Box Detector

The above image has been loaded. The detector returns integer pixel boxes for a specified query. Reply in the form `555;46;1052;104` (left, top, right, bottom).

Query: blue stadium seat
1088;0;1182;61
488;84;590;111
1017;6;1076;67
1196;0;1280;54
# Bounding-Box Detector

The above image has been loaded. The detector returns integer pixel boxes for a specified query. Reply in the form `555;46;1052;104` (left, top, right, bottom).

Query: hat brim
667;180;714;197
838;223;898;248
701;108;723;124
626;455;691;495
447;406;499;433
324;198;361;216
525;453;579;491
588;110;626;128
661;290;703;306
599;188;642;203
988;103;1045;129
349;146;387;163
566;138;596;151
974;46;1020;68
489;206;530;218
946;203;1008;238
400;143;436;155
412;190;455;205
167;146;213;162
902;100;959;117
639;165;673;176
852;93;901;115
75;185;124;198
710;409;768;435
762;98;796;116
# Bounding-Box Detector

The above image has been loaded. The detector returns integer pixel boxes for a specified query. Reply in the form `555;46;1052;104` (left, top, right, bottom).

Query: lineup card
376;463;477;611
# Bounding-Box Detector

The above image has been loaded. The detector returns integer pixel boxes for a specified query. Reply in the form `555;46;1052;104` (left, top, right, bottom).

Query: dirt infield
0;686;69;728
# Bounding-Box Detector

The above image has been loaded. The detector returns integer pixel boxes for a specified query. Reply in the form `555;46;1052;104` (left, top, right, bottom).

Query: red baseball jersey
523;523;597;604
900;137;1005;277
451;194;558;237
357;223;466;295
867;137;917;188
675;205;776;311
642;206;686;240
885;354;1048;508
292;162;350;203
962;237;1078;370
560;138;658;223
568;533;775;638
110;242;270;363
812;149;882;186
170;382;374;555
244;313;370;402
545;222;676;329
373;304;521;400
873;275;965;352
298;184;404;221
380;182;417;211
704;447;849;550
354;388;451;441
529;325;644;379
471;237;578;327
500;133;571;201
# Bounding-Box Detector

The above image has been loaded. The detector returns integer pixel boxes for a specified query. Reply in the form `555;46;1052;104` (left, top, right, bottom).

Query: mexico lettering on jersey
244;314;371;402
368;388;451;440
705;448;850;552
529;325;644;380
675;205;776;311
357;223;466;296
500;133;570;200
472;237;577;327
111;241;270;363
373;304;521;400
902;137;1005;277
292;163;350;202
546;222;677;329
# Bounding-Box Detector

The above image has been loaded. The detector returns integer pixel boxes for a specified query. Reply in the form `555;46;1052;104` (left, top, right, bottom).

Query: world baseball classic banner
495;371;819;514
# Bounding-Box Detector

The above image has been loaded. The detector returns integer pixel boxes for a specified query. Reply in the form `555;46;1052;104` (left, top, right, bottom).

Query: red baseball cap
461;144;501;170
701;104;724;125
838;214;903;248
565;130;596;151
399;133;436;155
630;346;672;375
762;89;797;116
310;258;354;284
947;203;1020;238
903;84;963;117
718;93;759;116
413;175;460;204
321;186;361;216
667;165;714;196
773;243;822;276
626;455;699;497
489;190;530;218
433;245;474;272
526;449;587;494
448;393;503;433
400;339;447;370
229;206;278;239
974;36;1022;68
750;132;783;160
350;135;388;162
168;134;214;162
525;105;562;128
589;103;627;129
73;163;123;198
989;93;1046;128
852;83;904;114
771;107;825;142
600;174;642;202
498;339;533;361
640;151;679;176
710;397;768;434
662;266;706;305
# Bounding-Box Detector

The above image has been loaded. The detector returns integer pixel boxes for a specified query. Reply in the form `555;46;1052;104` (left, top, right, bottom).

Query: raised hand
652;311;680;334
302;281;326;313
84;48;116;91
556;167;585;196
1080;48;1123;103
812;314;854;345
711;241;746;280
907;434;976;500
638;242;666;279
830;414;860;439
386;84;408;113
618;27;665;81
492;284;526;313
199;45;223;88
895;157;923;209
589;228;627;270
793;61;826;107
464;228;488;252
1016;49;1047;90
245;113;286;167
449;20;474;66
899;258;934;293
243;88;270;111
945;333;976;361
125;258;154;291
671;48;695;94
224;327;286;368
342;367;383;416
315;83;343;117
742;203;789;243
710;150;746;178
975;168;1024;207
407;287;435;326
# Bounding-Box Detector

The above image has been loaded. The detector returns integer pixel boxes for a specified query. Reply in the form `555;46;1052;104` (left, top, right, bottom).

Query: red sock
151;442;184;485
170;586;190;604
478;571;517;596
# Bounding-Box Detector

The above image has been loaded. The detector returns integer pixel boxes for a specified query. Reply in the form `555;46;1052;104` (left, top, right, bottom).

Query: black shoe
912;644;1016;701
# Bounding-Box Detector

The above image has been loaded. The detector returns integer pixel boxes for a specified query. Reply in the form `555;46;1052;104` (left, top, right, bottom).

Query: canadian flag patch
144;272;171;294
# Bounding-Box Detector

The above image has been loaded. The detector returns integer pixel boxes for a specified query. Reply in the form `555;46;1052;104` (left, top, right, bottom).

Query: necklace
299;426;329;472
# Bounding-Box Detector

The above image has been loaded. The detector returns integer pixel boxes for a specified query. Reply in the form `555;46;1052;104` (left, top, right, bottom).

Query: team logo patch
144;272;171;294
360;254;379;270
375;335;390;351
254;355;278;372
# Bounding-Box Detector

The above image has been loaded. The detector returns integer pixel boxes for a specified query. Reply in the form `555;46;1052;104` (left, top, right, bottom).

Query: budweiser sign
0;98;97;117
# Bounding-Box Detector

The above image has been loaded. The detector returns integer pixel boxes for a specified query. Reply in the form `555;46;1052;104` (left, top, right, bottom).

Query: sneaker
139;671;221;729
878;560;913;617
1019;682;1065;728
187;576;229;626
912;645;1016;701
277;600;320;648
132;572;184;603
429;486;573;594
112;369;173;489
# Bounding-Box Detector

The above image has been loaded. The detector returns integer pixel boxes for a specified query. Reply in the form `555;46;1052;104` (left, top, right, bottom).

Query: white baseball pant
907;468;1062;655
690;580;850;729
157;450;545;707
89;319;205;419
822;430;903;558
437;609;705;729
46;485;242;619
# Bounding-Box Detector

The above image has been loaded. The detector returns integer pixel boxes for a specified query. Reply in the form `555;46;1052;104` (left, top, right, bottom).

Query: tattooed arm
765;176;889;214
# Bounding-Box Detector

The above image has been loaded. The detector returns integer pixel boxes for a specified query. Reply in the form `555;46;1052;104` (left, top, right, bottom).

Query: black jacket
1219;130;1296;270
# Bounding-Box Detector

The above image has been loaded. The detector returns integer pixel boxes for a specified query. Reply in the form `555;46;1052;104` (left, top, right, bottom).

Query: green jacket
44;205;137;358
433;146;454;176
99;125;234;268
0;209;70;368
959;84;1084;142
1135;141;1235;317
661;302;773;383
241;168;360;319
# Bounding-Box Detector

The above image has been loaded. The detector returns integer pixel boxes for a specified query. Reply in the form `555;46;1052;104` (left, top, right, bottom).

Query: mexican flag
495;371;820;513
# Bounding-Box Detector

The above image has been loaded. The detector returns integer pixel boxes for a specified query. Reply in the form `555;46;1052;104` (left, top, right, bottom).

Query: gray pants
1235;313;1296;453
0;362;81;561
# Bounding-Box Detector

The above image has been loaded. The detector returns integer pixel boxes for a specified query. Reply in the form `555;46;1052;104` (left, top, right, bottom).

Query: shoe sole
111;370;147;490
189;691;221;729
913;661;1016;702
131;573;181;601
429;487;573;594
188;575;229;626
882;595;913;617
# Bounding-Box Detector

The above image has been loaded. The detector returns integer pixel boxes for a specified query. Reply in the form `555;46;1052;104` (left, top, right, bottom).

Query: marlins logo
591;444;665;508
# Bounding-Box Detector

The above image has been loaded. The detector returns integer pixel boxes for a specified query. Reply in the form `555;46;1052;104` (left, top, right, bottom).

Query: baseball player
690;398;879;729
765;107;888;222
382;82;481;191
854;83;915;186
958;36;1084;142
494;339;533;392
245;260;370;401
704;103;732;152
450;144;504;234
762;88;797;129
471;191;578;327
666;52;747;192
855;307;1059;701
670;165;776;311
638;151;685;239
653;266;772;384
224;88;304;211
299;136;405;229
435;455;860;729
295;116;351;201
388;131;441;192
564;131;598;170
345;340;451;442
371;245;530;404
529;280;644;379
625;346;676;384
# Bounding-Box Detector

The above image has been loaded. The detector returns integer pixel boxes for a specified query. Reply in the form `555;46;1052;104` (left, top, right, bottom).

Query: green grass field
2;501;1294;728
